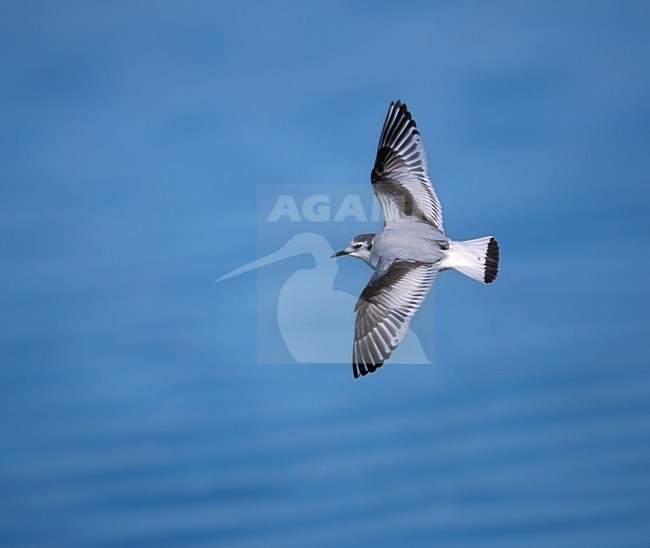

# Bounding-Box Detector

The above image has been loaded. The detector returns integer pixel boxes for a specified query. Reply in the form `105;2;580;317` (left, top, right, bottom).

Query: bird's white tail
441;236;499;284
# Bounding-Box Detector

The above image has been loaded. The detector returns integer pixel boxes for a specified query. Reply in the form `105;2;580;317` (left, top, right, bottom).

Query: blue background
1;1;650;545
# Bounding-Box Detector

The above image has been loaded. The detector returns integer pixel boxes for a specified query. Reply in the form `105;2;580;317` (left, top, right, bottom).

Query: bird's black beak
331;250;349;258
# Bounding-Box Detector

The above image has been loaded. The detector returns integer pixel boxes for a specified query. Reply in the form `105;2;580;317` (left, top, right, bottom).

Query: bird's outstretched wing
371;101;443;230
353;260;438;378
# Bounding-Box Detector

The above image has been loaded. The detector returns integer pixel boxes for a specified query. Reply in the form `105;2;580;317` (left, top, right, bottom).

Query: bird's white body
370;220;448;269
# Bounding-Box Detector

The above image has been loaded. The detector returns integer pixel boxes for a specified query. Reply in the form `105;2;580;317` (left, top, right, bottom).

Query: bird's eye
354;243;362;249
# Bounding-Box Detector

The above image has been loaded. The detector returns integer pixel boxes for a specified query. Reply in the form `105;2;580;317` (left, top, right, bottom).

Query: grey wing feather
353;260;438;378
371;101;444;230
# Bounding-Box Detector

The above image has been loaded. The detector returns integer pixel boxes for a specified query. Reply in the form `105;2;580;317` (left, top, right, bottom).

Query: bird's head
331;233;375;262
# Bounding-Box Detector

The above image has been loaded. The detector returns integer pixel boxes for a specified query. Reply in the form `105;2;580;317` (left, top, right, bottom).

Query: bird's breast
373;226;447;265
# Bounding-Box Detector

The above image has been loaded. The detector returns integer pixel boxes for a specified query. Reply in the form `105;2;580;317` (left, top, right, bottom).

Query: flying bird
332;101;499;378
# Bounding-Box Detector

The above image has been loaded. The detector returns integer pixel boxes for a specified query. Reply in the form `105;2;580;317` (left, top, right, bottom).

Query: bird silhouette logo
217;232;431;365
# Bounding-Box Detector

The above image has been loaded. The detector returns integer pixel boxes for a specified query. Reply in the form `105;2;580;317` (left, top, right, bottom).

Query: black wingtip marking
484;238;499;284
353;361;384;379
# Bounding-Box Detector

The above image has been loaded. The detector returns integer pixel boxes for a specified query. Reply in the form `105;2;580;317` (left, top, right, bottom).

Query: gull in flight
333;101;500;378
